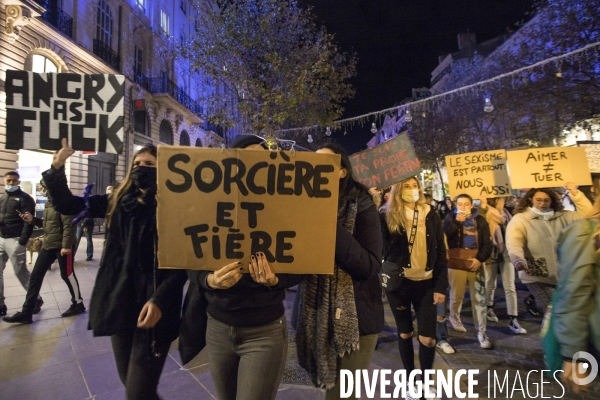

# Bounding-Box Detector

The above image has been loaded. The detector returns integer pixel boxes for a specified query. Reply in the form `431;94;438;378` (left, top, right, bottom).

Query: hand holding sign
53;138;75;169
207;262;244;289
249;252;279;287
565;182;579;196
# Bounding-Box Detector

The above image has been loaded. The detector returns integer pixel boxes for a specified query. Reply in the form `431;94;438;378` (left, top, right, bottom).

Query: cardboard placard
350;133;422;189
157;146;340;274
445;150;511;199
5;70;125;154
506;147;592;189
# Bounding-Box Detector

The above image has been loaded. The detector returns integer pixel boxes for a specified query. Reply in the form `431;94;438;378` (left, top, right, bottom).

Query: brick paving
0;235;598;399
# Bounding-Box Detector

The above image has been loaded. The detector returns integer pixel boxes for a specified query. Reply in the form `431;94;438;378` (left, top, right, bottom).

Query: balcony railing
93;39;120;70
35;1;73;37
147;77;203;115
134;71;150;92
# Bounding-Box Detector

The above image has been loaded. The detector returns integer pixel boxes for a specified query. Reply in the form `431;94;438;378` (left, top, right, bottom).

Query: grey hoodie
506;191;592;285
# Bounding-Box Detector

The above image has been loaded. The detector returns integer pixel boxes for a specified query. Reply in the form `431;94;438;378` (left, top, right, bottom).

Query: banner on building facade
156;146;340;274
350;132;422;189
4;70;124;154
506;146;592;189
445;150;511;199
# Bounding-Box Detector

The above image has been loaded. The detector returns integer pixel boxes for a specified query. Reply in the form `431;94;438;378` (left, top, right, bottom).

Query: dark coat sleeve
334;197;383;281
42;167;108;218
443;213;461;246
475;216;493;263
150;269;188;313
430;210;449;294
18;193;35;245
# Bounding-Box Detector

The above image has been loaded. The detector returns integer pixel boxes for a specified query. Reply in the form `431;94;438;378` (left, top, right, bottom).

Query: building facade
1;0;223;199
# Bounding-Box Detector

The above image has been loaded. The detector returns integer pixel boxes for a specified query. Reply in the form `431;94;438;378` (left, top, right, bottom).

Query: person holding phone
0;171;40;316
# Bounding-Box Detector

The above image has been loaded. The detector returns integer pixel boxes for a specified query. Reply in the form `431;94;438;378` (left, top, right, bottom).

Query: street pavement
0;236;598;399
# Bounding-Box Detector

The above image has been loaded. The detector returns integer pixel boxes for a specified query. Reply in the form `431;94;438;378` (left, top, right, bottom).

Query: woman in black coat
380;176;448;397
296;143;383;399
43;139;186;400
186;135;304;400
444;193;494;349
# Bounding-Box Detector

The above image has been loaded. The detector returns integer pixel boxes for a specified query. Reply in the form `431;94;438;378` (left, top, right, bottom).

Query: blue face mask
5;186;18;193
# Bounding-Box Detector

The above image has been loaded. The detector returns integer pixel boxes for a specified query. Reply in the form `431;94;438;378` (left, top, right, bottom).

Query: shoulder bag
447;218;480;272
381;208;419;292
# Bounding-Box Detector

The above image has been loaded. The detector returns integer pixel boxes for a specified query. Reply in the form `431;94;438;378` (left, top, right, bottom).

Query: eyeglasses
533;198;552;204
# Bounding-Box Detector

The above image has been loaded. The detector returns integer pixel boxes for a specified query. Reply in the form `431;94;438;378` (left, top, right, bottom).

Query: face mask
402;189;419;203
5;185;18;193
130;166;157;190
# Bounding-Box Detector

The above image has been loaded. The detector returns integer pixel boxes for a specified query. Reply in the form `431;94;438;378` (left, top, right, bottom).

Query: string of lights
277;39;600;137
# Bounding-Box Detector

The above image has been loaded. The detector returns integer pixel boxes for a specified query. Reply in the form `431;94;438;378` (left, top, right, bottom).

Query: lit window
160;9;170;35
32;54;58;73
136;0;144;12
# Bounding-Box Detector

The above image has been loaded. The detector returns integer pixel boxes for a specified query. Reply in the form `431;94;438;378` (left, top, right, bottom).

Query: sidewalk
0;236;597;399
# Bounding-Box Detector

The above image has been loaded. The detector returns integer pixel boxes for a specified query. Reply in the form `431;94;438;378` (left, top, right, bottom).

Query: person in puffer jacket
4;179;83;324
506;183;592;314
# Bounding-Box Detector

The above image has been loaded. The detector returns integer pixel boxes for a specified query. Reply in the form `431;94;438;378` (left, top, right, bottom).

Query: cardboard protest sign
5;70;124;154
445;150;511;199
350;133;421;189
157;146;340;274
506;147;592;189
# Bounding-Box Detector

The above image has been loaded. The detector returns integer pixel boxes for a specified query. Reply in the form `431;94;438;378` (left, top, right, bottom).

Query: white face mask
5;186;18;193
402;189;420;203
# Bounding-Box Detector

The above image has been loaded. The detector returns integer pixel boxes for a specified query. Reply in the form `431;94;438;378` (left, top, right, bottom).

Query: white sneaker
448;314;467;332
436;341;456;354
423;387;441;400
509;319;527;334
486;308;499;322
478;331;493;349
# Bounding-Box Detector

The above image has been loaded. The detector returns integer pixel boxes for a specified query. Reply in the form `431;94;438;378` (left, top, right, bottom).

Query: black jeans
23;247;81;314
111;330;171;400
387;278;437;338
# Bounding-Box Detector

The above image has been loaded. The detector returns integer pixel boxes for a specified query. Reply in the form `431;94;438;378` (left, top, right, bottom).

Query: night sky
300;0;536;153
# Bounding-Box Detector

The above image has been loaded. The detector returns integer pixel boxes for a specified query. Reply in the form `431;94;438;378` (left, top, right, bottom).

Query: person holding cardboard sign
190;135;304;400
444;194;494;349
380;177;448;396
506;183;592;314
296;143;383;399
478;195;527;335
41;139;187;400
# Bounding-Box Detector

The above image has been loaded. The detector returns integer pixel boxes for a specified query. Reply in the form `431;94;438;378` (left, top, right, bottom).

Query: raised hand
565;182;579;196
52;138;75;169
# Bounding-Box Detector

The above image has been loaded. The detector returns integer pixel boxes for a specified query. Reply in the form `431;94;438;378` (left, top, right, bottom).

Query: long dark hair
317;143;369;207
105;144;157;227
513;188;564;214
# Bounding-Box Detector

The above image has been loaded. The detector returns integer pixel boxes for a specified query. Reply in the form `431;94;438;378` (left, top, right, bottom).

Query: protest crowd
1;133;599;400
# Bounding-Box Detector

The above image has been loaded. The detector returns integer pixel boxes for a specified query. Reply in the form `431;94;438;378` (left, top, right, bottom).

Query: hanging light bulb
484;97;494;112
325;126;332;136
307;134;313;143
371;123;377;134
405;109;412;122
